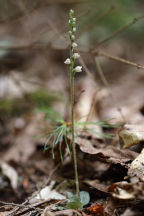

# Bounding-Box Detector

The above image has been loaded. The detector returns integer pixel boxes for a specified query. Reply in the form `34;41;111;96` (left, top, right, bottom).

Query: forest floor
1;59;144;216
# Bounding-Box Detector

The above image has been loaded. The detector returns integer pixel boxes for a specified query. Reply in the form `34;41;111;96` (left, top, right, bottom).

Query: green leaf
80;191;90;207
66;192;83;210
67;192;74;199
66;197;82;210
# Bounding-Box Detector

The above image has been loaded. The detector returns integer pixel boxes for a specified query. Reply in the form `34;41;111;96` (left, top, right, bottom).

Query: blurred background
0;0;144;203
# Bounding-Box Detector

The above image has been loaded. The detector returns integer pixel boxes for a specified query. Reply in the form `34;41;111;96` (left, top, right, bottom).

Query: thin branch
14;200;60;216
92;15;144;51
95;50;144;69
0;201;41;211
4;199;40;216
94;57;126;122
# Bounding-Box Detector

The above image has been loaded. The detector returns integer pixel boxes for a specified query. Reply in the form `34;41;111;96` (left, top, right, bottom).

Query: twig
0;200;41;216
95;50;144;69
5;200;28;216
92;15;144;51
3;199;64;216
94;57;125;122
14;200;57;216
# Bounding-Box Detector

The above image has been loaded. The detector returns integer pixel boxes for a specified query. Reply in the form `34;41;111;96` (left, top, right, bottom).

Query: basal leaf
80;191;90;207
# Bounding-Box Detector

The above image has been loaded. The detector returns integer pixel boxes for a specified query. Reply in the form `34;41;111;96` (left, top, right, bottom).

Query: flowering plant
64;9;82;197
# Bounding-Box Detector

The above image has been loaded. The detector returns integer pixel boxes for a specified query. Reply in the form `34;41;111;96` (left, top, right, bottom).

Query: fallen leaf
0;212;11;216
81;212;89;216
35;181;66;201
43;209;81;216
87;204;104;216
76;137;137;165
128;148;144;181
120;208;135;216
0;162;18;189
110;181;144;200
119;124;144;149
112;186;135;200
84;180;109;196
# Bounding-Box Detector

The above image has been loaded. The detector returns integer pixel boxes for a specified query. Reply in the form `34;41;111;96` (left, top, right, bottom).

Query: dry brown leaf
43;209;81;216
84;180;109;195
87;204;104;216
119;124;144;149
0;162;18;189
2;113;41;162
120;209;135;216
0;212;10;216
111;181;144;200
128;148;144;181
76;137;138;165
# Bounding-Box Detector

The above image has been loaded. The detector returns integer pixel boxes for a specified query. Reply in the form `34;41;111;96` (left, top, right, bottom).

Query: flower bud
69;31;72;35
74;66;82;72
73;18;76;22
71;35;75;40
73;27;76;32
69;9;74;16
72;42;78;48
73;53;80;59
64;58;71;64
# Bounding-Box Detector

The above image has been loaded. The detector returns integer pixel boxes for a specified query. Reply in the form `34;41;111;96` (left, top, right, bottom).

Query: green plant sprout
44;120;71;161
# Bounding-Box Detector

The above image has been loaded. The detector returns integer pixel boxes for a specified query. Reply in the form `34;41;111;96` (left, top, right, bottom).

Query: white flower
69;31;72;36
72;42;78;48
70;9;74;15
71;35;75;40
73;53;80;59
64;58;71;64
74;66;82;72
73;27;76;32
73;18;76;22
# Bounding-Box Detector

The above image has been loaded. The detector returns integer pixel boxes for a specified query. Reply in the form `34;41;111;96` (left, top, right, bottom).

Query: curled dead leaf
111;181;144;200
111;181;135;200
43;209;81;216
119;124;144;149
128;148;144;181
0;162;18;189
76;137;137;165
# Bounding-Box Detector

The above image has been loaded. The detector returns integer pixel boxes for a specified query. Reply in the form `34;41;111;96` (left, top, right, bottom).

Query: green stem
70;46;80;197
